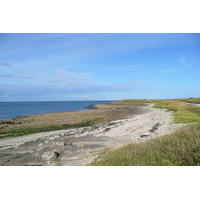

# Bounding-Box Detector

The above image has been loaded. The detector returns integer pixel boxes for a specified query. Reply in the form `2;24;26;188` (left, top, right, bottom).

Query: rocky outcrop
84;105;97;109
41;151;59;164
51;140;67;146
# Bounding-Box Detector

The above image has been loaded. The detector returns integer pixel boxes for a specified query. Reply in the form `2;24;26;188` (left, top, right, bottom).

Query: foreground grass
0;119;102;139
91;123;200;166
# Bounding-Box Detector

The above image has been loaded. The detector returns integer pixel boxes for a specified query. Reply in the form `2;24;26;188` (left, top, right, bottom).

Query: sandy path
0;104;186;166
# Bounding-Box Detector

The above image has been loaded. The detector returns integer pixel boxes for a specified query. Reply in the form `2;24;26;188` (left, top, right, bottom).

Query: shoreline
0;103;186;166
0;102;146;136
0;100;114;121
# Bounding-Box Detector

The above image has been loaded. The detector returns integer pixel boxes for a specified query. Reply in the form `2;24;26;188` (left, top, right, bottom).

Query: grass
53;158;62;163
114;99;200;123
0;118;103;139
114;99;158;104
153;100;200;123
91;123;200;166
178;97;200;103
91;98;200;166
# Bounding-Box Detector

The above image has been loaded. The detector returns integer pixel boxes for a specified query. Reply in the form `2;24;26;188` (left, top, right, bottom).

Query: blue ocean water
0;101;114;121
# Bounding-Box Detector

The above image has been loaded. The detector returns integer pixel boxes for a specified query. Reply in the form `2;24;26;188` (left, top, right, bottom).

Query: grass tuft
53;158;62;163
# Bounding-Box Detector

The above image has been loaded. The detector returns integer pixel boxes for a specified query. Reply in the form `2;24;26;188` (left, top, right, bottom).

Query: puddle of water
54;119;70;121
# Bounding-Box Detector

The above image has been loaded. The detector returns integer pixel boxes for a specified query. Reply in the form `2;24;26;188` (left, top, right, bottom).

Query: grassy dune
91;98;200;166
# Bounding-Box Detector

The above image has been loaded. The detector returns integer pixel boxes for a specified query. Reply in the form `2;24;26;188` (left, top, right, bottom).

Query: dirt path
0;104;185;166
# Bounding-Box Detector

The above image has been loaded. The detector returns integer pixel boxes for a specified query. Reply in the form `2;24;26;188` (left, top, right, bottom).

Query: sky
0;33;200;101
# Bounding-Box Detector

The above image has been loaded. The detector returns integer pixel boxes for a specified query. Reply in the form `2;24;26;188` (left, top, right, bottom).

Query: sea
0;100;114;121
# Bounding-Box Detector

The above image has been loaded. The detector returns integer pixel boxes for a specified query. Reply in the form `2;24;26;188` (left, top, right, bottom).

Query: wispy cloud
0;60;92;82
45;67;92;83
177;55;190;68
0;60;12;67
0;80;150;100
0;73;44;79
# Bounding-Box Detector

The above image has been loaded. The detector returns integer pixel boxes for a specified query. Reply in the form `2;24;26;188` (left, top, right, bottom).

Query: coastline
0;102;145;136
0;103;186;166
0;100;114;121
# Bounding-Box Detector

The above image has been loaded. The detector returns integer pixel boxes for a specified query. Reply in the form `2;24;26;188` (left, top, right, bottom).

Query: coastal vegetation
91;97;200;166
114;98;200;123
114;99;158;104
178;97;200;103
0;119;102;139
91;123;200;166
153;100;200;123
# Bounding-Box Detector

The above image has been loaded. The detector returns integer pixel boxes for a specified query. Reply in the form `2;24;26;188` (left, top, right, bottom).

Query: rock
0;153;39;166
104;128;111;132
0;120;15;125
41;151;59;164
51;140;67;146
149;122;161;133
84;105;97;109
140;134;151;138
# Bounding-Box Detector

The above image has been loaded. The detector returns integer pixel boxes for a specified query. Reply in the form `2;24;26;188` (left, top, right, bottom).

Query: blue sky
0;33;200;101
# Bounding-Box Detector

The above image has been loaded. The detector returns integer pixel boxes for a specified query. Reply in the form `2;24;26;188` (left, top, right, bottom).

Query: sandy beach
0;103;185;166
